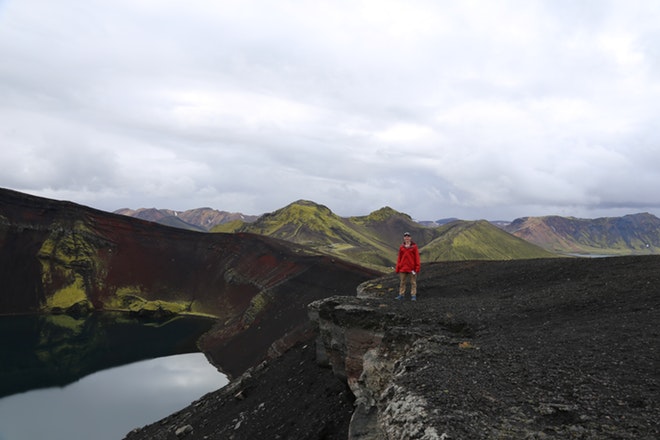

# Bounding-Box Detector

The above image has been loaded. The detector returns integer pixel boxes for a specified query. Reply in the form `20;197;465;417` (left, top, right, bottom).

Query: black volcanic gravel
125;255;660;439
124;341;354;440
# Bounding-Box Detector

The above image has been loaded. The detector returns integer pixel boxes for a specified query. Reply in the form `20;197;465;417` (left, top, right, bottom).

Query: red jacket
395;242;420;273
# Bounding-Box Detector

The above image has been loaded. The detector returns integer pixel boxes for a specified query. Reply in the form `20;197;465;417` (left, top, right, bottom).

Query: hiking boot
411;296;417;301
395;295;404;300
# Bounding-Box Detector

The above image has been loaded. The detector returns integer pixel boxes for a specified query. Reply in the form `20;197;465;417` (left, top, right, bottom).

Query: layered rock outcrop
310;296;465;440
310;256;660;439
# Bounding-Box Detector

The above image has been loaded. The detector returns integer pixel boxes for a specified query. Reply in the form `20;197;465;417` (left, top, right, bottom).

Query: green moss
242;290;274;326
104;287;189;314
104;287;144;310
135;299;189;314
185;300;217;317
38;221;98;265
102;287;216;318
37;220;110;308
210;219;245;233
116;286;143;296
45;275;88;310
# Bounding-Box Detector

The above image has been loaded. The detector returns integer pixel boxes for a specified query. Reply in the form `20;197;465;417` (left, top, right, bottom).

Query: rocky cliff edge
126;256;660;439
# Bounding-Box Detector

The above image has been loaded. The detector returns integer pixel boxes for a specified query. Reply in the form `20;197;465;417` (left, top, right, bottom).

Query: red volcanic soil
0;188;381;376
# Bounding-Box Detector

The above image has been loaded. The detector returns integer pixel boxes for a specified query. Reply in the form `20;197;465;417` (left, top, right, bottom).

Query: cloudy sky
1;0;659;221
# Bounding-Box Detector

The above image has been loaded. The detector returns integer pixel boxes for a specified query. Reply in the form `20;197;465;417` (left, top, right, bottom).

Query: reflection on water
0;312;228;439
0;352;228;440
0;312;218;398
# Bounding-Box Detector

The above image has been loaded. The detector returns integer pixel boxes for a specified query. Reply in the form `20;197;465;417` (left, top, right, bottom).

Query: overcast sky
1;0;659;221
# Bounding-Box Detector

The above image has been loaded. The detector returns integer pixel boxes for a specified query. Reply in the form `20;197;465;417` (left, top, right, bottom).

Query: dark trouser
398;272;417;296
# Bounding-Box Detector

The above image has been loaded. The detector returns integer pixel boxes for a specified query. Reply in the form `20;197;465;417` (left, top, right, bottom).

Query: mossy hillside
322;244;396;272
564;214;660;251
37;220;109;311
105;286;145;309
510;217;580;253
349;206;437;248
211;219;245;233
38;220;101;266
352;206;405;223
44;274;90;311
130;299;189;315
565;225;659;255
241;289;275;326
242;201;356;244
237;201;417;271
523;216;624;254
106;287;211;316
421;220;557;261
34;219;214;317
506;213;660;255
236;201;561;270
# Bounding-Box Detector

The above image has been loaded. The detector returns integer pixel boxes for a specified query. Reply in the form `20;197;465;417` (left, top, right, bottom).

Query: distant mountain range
212;200;555;270
118;201;660;267
3;186;660;380
114;207;258;231
503;213;660;256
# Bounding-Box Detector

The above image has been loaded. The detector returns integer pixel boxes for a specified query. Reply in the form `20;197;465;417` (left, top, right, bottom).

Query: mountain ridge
117;200;660;261
114;206;259;231
213;200;555;270
505;212;660;255
421;219;557;261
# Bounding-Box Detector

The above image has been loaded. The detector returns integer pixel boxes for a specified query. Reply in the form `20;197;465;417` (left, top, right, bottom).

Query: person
395;232;421;301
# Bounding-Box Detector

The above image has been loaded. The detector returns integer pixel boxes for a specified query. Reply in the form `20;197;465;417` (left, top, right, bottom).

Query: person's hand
412;271;416;275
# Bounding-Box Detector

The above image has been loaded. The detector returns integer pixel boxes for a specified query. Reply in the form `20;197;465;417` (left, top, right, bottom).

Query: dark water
0;313;228;440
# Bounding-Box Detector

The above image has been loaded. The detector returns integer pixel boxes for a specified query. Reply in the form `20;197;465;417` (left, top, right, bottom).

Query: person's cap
403;232;411;236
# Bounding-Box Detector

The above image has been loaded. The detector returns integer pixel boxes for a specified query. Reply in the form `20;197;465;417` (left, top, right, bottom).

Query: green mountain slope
420;220;557;261
505;213;660;255
227;201;559;270
232;200;398;270
211;219;246;233
348;207;437;248
238;200;351;244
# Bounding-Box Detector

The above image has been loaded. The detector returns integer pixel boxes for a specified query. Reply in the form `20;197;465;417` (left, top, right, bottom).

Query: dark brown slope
0;188;379;375
126;255;660;439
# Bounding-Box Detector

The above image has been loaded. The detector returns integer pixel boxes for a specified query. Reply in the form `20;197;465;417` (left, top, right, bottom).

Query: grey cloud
1;0;659;220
